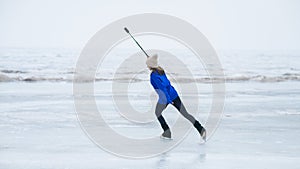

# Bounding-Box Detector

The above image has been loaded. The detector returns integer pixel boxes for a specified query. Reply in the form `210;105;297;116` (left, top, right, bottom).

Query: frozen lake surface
1;81;299;169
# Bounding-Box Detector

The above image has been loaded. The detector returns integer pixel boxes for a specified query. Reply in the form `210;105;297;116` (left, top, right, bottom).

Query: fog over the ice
0;0;299;50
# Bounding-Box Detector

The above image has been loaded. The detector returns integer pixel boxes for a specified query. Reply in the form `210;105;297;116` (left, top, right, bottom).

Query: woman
146;54;206;141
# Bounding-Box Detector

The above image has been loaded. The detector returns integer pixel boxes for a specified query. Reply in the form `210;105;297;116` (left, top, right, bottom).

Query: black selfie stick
124;27;149;58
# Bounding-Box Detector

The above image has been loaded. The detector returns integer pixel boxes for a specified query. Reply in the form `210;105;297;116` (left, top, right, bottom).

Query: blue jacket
150;71;178;104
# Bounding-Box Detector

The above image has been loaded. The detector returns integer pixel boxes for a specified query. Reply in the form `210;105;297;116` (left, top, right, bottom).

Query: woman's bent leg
155;103;169;131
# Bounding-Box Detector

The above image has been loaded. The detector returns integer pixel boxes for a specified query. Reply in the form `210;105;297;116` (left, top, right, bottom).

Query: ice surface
1;81;300;169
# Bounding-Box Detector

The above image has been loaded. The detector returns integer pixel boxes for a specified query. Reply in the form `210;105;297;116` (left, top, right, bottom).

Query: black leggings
155;96;196;131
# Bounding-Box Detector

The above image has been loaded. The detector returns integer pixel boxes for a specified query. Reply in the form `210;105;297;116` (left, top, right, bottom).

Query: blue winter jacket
150;71;178;104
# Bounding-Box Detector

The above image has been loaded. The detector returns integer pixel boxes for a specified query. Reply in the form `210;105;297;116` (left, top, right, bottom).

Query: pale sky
0;0;299;50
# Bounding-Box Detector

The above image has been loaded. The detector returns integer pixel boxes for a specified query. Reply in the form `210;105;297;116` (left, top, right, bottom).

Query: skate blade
160;135;172;140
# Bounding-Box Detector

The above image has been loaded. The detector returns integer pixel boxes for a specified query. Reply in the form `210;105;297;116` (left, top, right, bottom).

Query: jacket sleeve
151;74;172;103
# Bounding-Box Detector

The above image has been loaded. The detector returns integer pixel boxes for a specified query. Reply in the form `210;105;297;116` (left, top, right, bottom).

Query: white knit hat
146;54;158;68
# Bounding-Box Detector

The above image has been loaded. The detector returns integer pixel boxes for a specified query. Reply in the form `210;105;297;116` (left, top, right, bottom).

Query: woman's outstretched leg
155;103;171;138
172;96;206;140
172;96;196;124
